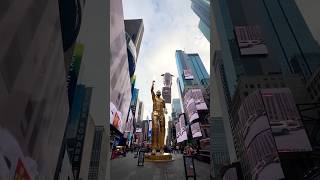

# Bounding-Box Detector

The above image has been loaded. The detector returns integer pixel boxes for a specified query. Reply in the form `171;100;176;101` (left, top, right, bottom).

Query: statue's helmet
156;90;161;96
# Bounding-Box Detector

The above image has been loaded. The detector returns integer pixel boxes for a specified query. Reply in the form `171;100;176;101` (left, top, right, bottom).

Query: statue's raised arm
151;81;155;100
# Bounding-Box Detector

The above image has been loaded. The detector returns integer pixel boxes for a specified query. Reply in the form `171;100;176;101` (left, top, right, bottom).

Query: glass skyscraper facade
212;0;320;98
191;0;210;42
212;0;320;178
175;50;210;95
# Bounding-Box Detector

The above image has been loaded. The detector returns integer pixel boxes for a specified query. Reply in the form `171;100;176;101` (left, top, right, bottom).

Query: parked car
270;120;300;135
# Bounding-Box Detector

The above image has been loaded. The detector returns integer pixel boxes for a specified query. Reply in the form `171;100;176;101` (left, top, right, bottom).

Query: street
110;152;210;180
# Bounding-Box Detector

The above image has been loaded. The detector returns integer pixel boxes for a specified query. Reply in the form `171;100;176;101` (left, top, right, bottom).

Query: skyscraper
137;101;144;124
0;0;70;178
212;0;320;178
124;19;144;77
191;0;210;41
212;0;320;99
176;50;210;95
110;0;132;125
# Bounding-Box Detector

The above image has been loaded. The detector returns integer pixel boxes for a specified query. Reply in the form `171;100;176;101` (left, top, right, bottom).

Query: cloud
123;0;210;120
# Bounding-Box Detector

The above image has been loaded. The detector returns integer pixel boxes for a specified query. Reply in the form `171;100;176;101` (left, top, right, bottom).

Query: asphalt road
110;152;211;180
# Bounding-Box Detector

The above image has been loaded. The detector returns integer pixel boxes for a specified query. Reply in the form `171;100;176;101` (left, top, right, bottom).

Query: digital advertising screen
184;69;194;80
136;128;142;133
260;88;312;152
186;99;199;123
191;122;202;138
234;25;268;55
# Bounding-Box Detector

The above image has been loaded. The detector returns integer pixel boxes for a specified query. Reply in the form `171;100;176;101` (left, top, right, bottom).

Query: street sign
137;150;145;166
183;155;196;180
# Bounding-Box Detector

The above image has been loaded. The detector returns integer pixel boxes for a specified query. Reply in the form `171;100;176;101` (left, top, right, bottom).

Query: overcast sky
123;0;210;121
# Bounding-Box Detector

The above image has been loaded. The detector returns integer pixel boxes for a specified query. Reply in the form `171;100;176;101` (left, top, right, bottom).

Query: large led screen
185;99;199;123
177;114;188;143
184;69;194;80
184;89;208;111
191;122;202;138
234;26;268;55
260;88;312;152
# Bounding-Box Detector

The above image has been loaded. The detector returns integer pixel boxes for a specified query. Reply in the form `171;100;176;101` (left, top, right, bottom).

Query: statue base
144;153;174;162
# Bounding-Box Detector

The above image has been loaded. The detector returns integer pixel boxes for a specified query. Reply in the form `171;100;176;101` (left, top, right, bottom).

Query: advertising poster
184;69;194;80
234;26;268;55
191;122;202;138
136;128;142;133
110;102;118;124
184;89;208;112
238;90;285;179
178;114;188;142
162;87;171;103
125;110;134;133
148;120;152;139
192;89;208;110
260;88;312;152
112;111;122;131
186;99;199;123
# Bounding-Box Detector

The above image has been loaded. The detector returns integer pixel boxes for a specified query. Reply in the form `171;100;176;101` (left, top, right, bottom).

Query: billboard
260;88;312;152
238;92;285;180
184;69;194;80
184;89;208;111
177;114;188;143
162;87;171;103
191;122;202;138
136;128;142;133
185;99;199;123
161;72;173;87
110;102;118;124
234;26;268;55
125;110;134;133
112;111;122;131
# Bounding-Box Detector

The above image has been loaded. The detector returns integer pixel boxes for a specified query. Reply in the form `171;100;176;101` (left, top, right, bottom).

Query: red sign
14;159;31;180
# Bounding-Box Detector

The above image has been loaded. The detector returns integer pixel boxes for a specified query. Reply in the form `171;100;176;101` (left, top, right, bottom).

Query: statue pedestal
144;153;174;162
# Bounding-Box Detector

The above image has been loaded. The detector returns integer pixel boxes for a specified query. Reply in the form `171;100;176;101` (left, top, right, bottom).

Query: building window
257;84;261;88
243;92;249;97
245;84;248;88
250;84;255;88
273;83;278;88
265;84;270;88
281;83;286;87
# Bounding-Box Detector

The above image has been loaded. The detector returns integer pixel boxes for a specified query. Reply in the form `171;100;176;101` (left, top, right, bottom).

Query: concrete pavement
111;152;210;180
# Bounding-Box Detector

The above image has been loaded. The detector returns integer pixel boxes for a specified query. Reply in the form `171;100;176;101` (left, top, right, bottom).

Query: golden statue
151;81;167;154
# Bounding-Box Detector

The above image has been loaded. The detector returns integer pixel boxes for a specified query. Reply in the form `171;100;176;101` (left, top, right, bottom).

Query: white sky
123;0;210;123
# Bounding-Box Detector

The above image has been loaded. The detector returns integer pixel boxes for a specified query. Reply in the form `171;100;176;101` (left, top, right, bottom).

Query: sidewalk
111;152;210;180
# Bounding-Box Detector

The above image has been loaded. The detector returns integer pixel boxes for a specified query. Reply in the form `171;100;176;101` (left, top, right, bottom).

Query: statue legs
151;113;159;154
159;115;165;153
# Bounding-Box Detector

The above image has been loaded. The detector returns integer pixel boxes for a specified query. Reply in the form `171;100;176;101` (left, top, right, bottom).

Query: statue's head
156;90;161;97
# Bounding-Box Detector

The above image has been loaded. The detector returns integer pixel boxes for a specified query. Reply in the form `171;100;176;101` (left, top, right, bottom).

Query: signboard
14;159;31;180
177;114;188;143
136;128;142;133
162;87;171;103
260;88;312;152
191;122;202;138
112;111;122;130
234;26;268;55
183;155;196;179
71;87;92;180
110;102;118;124
184;69;194;80
161;72;173;87
186;99;199;123
184;89;208;111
